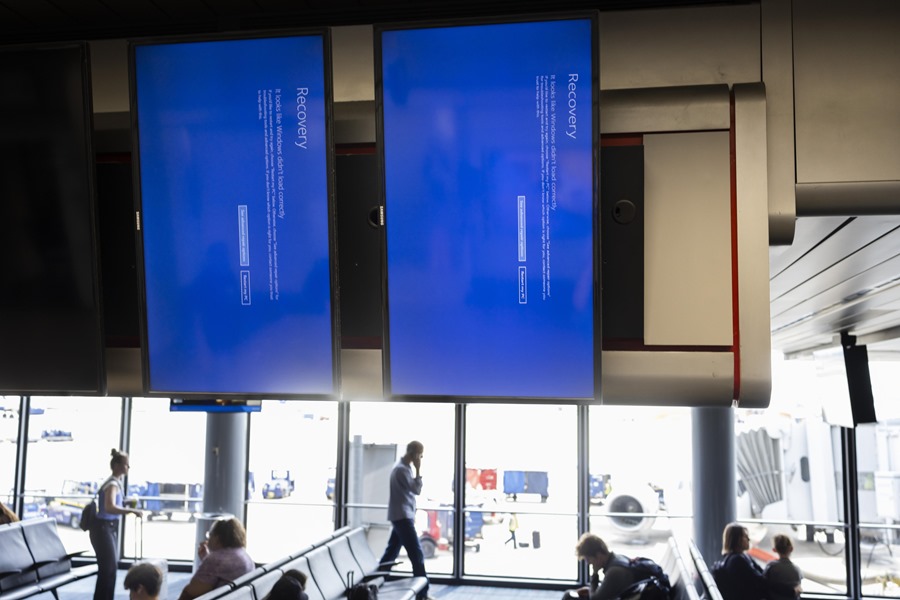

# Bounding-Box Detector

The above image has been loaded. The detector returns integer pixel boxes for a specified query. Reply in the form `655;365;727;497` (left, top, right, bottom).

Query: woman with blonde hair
90;449;143;600
713;523;801;600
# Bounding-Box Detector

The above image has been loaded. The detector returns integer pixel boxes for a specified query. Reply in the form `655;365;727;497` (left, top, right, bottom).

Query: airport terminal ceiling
2;0;899;377
0;0;744;44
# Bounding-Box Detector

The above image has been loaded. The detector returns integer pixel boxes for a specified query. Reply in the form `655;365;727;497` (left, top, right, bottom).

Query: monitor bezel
129;29;341;400
375;11;602;404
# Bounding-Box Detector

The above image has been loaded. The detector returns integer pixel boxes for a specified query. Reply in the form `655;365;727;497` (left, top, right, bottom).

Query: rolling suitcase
133;515;169;600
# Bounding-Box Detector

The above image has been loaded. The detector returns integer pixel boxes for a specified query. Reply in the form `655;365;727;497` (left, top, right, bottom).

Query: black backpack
620;557;673;600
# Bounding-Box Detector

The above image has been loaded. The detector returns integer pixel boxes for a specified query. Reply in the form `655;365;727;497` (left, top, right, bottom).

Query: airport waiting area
2;1;900;600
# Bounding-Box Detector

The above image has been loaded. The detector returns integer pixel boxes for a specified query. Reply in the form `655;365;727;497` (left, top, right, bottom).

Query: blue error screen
381;18;596;399
134;35;334;396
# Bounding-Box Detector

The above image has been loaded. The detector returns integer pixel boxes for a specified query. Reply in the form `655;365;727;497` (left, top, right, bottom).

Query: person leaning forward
562;533;638;600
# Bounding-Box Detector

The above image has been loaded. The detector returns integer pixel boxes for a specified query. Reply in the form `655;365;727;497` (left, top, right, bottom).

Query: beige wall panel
332;25;375;103
794;0;900;183
90;39;129;114
761;0;796;245
599;5;760;90
644;131;733;346
601;350;734;406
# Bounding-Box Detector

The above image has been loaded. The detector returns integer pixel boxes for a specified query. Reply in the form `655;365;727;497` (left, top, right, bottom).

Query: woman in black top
714;523;801;600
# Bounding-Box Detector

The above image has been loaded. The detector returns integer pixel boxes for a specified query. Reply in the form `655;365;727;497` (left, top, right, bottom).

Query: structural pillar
692;406;736;565
203;412;249;518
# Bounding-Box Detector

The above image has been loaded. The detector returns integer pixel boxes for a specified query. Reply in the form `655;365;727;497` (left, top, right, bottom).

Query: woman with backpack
90;449;143;600
712;523;801;600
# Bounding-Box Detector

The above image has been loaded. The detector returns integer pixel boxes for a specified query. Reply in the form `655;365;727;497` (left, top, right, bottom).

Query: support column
203;412;249;518
692;406;736;565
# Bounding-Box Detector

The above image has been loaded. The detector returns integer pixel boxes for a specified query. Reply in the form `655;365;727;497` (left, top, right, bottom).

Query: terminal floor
54;570;563;600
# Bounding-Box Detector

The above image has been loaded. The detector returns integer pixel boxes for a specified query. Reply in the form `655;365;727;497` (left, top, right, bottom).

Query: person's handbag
80;476;117;532
79;498;97;531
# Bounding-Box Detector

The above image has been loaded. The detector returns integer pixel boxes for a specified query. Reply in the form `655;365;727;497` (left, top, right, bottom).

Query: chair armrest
0;567;25;577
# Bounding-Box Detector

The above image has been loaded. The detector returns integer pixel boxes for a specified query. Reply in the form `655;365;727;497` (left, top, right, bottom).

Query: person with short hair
124;563;164;600
378;440;431;600
562;533;638;600
281;569;308;591
763;534;802;600
177;517;255;600
266;574;308;600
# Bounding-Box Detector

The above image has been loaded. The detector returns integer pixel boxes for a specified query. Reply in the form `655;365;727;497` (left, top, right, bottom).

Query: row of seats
687;540;724;600
659;537;700;600
0;517;98;600
196;526;427;600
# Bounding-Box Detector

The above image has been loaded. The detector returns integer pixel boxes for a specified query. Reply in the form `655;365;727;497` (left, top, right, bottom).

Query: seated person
714;523;801;600
0;500;18;525
177;518;255;600
266;574;308;600
281;570;308;591
763;534;802;600
124;562;164;600
562;533;638;600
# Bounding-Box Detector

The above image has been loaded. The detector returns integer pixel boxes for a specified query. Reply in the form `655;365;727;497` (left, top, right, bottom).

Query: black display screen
0;44;105;395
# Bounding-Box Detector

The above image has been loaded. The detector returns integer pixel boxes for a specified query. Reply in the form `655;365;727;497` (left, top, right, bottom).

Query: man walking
379;441;431;600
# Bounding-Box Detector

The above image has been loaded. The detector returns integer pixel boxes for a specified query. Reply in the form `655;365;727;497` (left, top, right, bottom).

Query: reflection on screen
381;18;596;399
134;35;334;396
0;45;104;394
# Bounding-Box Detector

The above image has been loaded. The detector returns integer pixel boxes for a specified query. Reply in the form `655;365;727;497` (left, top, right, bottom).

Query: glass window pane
464;404;578;581
125;397;206;561
857;416;900;598
737;354;849;595
347;401;455;576
246;400;339;563
589;406;693;547
1;397;19;515
25;396;122;556
860;525;900;598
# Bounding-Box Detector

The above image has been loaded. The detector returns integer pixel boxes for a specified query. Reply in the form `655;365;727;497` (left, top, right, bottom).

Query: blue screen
381;19;596;399
134;35;334;396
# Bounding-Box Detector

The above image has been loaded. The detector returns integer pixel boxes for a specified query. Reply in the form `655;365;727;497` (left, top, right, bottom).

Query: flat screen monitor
132;32;338;398
169;399;262;413
813;343;877;428
0;44;105;395
378;15;600;400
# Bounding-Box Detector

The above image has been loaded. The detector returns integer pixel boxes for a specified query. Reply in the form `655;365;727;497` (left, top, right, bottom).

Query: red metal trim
603;339;733;353
340;336;382;350
96;152;132;164
600;134;643;147
335;143;376;155
729;90;741;402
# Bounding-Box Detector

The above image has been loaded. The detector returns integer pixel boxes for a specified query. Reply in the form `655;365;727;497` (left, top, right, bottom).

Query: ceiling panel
99;0;168;20
771;218;900;307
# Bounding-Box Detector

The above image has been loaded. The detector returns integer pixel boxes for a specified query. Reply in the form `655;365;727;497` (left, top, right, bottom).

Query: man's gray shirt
387;459;423;521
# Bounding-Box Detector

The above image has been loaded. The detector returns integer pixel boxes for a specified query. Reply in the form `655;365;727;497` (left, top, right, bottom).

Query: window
347;401;455;576
24;396;122;556
246;400;339;563
857;359;900;598
125;397;206;561
589;405;693;566
465;404;578;581
733;354;848;596
1;396;19;513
